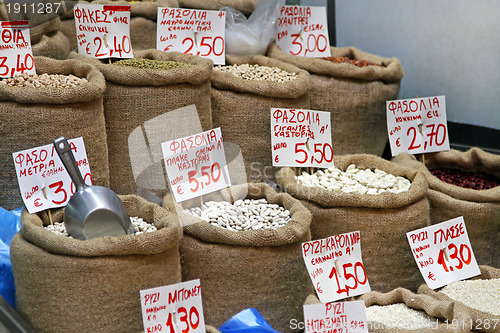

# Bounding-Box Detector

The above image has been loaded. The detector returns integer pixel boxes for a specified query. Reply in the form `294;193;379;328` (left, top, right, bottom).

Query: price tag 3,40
0;21;35;78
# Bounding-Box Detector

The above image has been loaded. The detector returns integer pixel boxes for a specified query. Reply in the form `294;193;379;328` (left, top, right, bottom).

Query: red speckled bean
430;168;500;190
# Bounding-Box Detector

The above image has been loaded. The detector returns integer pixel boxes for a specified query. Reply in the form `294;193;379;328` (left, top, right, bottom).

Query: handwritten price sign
12;137;92;214
74;4;133;59
406;216;480;289
304;300;368;333
157;8;225;65
386;95;450;156
271;108;333;167
140;279;206;333
0;21;35;78
162;128;230;202
276;6;331;58
302;231;371;303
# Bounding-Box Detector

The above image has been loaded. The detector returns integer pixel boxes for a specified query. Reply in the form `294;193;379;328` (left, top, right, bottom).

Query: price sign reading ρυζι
74;4;133;59
271;108;333;168
12;137;92;214
0;21;35;78
303;300;369;333
302;231;371;303
140;279;206;333
162;127;230;202
157;8;226;65
386;95;450;156
276;6;331;58
406;216;480;290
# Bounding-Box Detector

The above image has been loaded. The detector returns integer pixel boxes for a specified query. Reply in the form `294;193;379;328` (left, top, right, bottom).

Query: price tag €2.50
0;21;35;78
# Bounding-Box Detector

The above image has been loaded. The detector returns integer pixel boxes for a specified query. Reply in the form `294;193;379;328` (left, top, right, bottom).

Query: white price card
302;231;371;303
0;21;35;78
276;6;331;58
386;95;450;156
12;137;92;214
406;216;480;290
140;279;206;333
74;4;133;59
303;300;368;333
271;108;333;168
157;8;226;65
162;128;230;202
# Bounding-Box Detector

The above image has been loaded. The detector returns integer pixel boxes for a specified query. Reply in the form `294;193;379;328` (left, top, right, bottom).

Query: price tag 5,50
0;21;35;78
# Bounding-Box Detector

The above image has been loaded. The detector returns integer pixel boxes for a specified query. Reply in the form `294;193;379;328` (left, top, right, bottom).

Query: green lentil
113;58;191;70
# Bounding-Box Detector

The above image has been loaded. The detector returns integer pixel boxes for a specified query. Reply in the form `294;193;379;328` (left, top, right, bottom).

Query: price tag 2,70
303;300;368;333
406;216;480;289
157;8;226;65
276;6;331;58
0;21;35;78
12;137;92;214
302;231;371;303
140;279;206;333
74;4;133;59
386;95;450;156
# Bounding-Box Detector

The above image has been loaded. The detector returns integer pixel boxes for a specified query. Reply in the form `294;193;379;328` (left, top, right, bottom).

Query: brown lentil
112;58;191;70
430;168;500;190
0;73;88;88
321;56;383;68
214;63;297;82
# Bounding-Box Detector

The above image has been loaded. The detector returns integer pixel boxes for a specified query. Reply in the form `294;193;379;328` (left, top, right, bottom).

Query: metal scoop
54;137;133;240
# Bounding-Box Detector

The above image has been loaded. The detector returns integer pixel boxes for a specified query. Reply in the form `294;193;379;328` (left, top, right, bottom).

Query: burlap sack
71;49;213;196
166;183;313;333
211;55;310;183
178;0;256;16
393;148;500;268
418;266;500;333
11;194;182;333
32;31;71;59
275;154;430;292
60;0;178;51
267;44;404;157
0;57;108;210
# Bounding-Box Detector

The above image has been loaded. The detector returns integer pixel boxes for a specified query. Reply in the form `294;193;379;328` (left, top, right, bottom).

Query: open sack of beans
275;154;430;292
164;183;313;333
0;57;108;210
393;148;500;268
212;55;310;183
418;266;500;333
71;49;213;197
178;0;256;16
10;194;182;333
267;44;404;156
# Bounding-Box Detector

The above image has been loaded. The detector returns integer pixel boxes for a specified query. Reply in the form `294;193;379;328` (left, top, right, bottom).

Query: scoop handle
53;137;86;192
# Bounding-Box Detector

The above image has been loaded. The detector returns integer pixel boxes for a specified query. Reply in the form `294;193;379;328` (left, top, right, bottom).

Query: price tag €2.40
74;4;133;59
386;95;450;156
276;6;331;58
406;216;480;290
162;128;230;202
271;108;333;168
303;300;368;333
302;231;371;303
140;279;206;333
0;21;35;78
12;137;92;214
157;8;226;65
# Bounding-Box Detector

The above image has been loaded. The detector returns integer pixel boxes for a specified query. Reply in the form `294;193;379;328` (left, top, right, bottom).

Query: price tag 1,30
271;108;333;168
161;127;230;202
302;231;371;303
0;21;35;78
74;4;133;59
157;8;226;65
140;279;206;333
406;216;480;289
12;137;92;214
386;95;450;156
303;300;368;333
276;6;331;58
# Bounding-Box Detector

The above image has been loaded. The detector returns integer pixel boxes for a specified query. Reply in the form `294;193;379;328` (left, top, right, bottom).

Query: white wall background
335;0;500;131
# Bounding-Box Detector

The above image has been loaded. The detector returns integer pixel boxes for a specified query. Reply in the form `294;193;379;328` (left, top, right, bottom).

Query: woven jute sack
211;55;310;183
267;44;404;157
393;148;500;268
71;49;213;196
165;183;313;333
276;154;430;292
418;266;500;333
11;194;182;333
0;57;108;210
178;0;256;16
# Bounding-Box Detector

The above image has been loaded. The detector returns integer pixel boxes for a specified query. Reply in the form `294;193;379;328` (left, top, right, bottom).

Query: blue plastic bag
0;207;22;308
219;308;281;333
